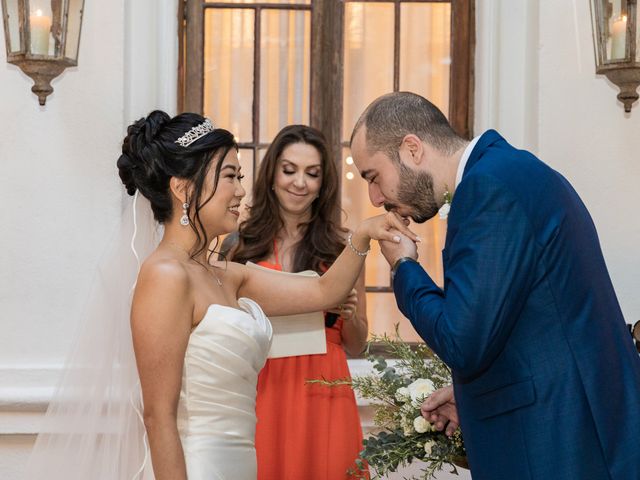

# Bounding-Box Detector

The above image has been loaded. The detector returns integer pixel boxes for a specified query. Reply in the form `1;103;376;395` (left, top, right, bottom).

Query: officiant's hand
380;230;418;266
421;385;459;437
327;288;358;321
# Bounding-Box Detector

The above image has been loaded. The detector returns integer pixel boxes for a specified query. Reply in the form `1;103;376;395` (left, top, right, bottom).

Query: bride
25;111;416;480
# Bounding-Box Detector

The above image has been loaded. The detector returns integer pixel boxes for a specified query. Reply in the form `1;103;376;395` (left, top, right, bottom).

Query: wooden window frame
177;0;475;354
178;0;474;151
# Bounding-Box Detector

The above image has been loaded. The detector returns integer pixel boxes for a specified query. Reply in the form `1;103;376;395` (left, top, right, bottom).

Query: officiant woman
222;124;369;480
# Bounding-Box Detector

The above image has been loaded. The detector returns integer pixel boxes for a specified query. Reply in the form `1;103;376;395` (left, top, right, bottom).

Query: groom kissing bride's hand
349;92;640;480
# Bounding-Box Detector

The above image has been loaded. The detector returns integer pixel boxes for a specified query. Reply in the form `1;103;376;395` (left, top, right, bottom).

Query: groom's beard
385;162;438;224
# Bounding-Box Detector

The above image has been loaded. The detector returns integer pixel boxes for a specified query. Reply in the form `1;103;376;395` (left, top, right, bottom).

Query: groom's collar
455;135;481;189
460;129;504;181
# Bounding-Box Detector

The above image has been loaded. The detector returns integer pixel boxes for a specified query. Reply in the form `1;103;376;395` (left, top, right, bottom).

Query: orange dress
255;244;368;480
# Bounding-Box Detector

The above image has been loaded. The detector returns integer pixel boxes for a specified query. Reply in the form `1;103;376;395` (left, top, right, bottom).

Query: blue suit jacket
393;130;640;480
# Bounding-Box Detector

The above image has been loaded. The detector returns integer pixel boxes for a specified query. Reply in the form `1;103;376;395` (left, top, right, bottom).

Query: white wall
537;0;640;324
1;0;638;478
0;1;125;478
0;1;178;478
0;2;125;365
475;0;640;325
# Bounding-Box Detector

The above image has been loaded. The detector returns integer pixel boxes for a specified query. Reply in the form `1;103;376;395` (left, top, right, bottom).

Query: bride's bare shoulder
131;254;192;331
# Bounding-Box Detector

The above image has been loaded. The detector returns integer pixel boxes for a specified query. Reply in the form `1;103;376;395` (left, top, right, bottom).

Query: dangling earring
180;202;190;226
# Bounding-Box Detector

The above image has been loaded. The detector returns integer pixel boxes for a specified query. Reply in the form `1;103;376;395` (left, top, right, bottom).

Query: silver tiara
174;118;215;147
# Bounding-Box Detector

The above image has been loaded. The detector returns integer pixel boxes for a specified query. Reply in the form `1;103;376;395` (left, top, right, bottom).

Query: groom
350;92;640;480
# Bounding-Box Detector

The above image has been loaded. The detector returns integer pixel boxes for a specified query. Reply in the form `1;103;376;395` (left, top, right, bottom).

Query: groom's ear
400;134;424;166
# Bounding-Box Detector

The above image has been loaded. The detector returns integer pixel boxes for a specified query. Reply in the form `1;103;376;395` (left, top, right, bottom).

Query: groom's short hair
351;92;463;163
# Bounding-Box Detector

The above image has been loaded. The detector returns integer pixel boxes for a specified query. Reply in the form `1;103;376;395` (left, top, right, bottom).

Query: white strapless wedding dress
177;297;272;480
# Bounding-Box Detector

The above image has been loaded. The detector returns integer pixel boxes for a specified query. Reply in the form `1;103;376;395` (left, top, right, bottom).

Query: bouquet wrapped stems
309;327;467;480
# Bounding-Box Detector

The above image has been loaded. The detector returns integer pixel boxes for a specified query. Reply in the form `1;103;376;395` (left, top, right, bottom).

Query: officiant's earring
180;202;190;226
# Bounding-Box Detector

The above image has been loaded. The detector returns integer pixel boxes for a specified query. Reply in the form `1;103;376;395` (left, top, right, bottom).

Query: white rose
407;378;435;403
413;416;431;434
395;387;410;402
438;203;451;220
424;440;436;457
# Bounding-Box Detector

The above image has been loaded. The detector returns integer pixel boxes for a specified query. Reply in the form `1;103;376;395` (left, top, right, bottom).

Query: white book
246;262;327;359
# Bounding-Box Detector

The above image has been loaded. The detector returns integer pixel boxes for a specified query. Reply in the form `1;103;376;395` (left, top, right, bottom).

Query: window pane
63;0;83;60
259;9;311;143
27;0;54;55
218;0;310;4
5;0;22;53
258;148;268;166
203;8;255;142
238;149;270;220
340;148;388;287
238;148;255;220
367;293;423;343
400;3;451;115
606;0;627;60
342;2;394;140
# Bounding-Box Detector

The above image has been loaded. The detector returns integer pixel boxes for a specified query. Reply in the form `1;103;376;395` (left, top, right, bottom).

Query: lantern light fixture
2;0;85;105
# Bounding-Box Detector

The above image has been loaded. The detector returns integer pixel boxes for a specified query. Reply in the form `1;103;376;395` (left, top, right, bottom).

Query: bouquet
310;327;466;479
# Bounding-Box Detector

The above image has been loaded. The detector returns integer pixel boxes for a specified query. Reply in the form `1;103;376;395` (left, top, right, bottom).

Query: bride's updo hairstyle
117;110;237;259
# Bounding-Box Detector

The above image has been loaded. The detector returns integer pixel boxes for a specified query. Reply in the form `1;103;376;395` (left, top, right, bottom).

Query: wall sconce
590;0;640;113
2;0;85;105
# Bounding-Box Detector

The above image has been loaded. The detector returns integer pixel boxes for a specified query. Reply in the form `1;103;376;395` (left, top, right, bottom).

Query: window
179;0;474;341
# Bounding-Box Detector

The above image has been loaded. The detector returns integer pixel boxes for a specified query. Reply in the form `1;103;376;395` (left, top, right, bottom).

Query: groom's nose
368;183;385;207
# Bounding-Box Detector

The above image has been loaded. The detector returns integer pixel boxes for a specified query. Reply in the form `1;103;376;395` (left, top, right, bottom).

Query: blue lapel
443;130;506;265
462;129;505;179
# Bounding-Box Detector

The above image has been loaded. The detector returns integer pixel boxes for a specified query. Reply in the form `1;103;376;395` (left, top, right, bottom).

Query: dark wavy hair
233;125;346;273
116;110;237;259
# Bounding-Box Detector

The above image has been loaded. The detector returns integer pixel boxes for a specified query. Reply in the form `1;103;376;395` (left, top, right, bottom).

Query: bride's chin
204;223;227;238
220;218;239;233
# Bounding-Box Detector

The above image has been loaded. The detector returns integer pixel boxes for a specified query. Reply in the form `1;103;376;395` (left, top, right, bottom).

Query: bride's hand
354;212;420;247
380;229;418;266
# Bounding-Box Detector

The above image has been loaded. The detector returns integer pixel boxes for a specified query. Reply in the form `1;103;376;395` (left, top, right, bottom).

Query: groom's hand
380;229;418;266
421;385;459;437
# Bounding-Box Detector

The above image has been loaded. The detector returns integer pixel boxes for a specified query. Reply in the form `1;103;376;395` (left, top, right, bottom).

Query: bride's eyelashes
225;173;244;181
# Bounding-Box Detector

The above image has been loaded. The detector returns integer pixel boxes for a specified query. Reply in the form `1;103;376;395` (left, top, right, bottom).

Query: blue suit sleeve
393;174;538;378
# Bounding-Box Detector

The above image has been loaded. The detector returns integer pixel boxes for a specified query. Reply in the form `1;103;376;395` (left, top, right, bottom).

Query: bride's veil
24;193;161;480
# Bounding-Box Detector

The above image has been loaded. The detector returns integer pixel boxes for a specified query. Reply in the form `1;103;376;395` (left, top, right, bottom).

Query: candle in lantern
29;9;52;55
610;15;627;59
